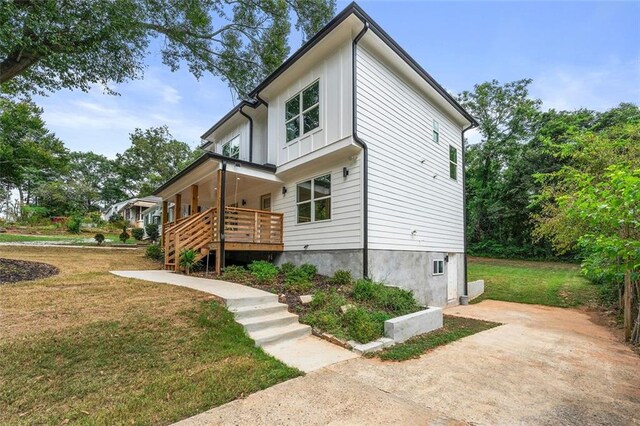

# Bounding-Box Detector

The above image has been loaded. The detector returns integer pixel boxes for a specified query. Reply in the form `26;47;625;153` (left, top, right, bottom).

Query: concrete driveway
178;300;640;425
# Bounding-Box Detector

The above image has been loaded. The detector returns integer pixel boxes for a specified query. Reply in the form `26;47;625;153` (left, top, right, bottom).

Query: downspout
219;161;227;270
461;123;474;301
238;106;253;162
352;20;370;278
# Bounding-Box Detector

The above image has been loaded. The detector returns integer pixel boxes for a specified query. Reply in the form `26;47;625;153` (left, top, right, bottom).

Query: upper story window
296;173;331;223
286;80;320;142
433;119;440;143
222;135;240;159
449;145;458;180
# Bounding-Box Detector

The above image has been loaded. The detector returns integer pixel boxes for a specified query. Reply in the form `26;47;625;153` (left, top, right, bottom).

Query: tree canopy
0;0;336;98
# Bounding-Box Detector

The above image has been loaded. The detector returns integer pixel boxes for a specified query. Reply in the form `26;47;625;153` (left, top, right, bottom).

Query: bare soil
0;258;59;284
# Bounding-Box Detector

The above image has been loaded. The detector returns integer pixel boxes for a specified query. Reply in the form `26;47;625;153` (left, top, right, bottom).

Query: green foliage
308;289;347;313
279;262;296;275
66;216;82;234
302;310;341;335
19;205;50;226
94;233;105;245
131;228;144;241
342;306;384;343
284;268;313;293
298;263;317;279
179;248;200;275
145;243;164;261
221;265;251;282
247;260;278;285
119;227;130;243
145;223;159;242
1;0;335;99
331;269;353;285
352;279;419;315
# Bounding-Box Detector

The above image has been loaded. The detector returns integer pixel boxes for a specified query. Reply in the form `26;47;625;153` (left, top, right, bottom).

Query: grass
0;246;300;425
0;233;135;244
371;315;501;361
468;256;598;308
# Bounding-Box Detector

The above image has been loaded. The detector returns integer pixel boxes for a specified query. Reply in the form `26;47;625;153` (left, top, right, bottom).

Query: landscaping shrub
248;260;278;285
119;227;130;243
302;310;341;335
66;216;82;234
20;206;50;226
331;269;353;286
298;263;317;279
94;233;105;245
342;306;382;343
308;289;347;313
352;279;419;316
279;262;296;275
284;268;313;293
221;265;251;282
131;228;144;241
145;243;164;261
179;248;200;275
145;223;160;242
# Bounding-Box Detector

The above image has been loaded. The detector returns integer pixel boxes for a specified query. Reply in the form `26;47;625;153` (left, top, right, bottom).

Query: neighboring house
141;203;164;235
154;3;477;307
102;196;162;228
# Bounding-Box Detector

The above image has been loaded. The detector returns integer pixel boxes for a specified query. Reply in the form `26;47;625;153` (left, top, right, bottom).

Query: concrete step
250;323;312;347
224;294;279;309
238;311;300;332
231;302;289;320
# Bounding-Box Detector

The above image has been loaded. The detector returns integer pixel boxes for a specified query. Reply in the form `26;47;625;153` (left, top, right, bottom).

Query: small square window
433;259;444;275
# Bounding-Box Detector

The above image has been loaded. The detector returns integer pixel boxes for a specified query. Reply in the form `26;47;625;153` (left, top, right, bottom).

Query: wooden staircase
163;207;217;270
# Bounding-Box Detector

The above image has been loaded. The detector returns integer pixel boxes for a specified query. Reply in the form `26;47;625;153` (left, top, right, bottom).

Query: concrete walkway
111;270;357;372
174;300;640;426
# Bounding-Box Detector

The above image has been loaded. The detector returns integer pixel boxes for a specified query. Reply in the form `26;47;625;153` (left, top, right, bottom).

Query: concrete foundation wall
468;280;485;300
368;250;465;308
275;249;363;278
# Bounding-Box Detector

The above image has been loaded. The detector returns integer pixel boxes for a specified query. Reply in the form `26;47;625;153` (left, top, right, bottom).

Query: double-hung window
222;135;240;159
296;174;331;223
433;119;440;143
449;145;458;180
286;81;320;142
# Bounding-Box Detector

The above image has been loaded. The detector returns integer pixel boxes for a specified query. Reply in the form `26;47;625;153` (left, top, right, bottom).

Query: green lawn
371;315;500;361
468;257;598;307
0;233;135;244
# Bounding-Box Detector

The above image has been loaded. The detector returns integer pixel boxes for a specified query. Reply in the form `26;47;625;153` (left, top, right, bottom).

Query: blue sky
35;0;640;157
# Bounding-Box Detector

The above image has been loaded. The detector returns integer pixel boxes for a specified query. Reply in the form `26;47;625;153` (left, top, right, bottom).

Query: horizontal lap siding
272;156;362;251
357;47;464;252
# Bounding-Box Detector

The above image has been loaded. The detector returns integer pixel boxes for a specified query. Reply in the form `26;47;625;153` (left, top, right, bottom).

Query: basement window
449;145;458;180
222;135;240;159
286;80;320;142
296;173;331;223
433;119;440;143
433;259;444;275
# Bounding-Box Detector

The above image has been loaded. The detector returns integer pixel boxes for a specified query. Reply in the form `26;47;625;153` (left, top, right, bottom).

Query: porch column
162;200;168;226
215;165;227;274
191;184;199;215
175;193;182;221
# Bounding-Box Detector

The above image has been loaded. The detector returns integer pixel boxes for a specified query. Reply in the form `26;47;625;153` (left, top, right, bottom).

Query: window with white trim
449;145;458;180
296;174;331;223
433;119;440;143
285;80;320;142
433;259;444;275
222;135;240;159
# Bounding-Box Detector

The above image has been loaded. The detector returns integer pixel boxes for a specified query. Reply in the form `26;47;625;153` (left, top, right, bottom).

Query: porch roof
153;152;278;199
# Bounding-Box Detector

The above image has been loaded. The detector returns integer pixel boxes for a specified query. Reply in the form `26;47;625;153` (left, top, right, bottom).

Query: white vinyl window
449;145;458;180
433;119;440;143
285;80;320;142
222;135;240;159
296;174;331;223
433;259;444;275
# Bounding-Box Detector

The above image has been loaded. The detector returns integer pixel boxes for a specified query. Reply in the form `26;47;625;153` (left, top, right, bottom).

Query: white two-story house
154;2;477;307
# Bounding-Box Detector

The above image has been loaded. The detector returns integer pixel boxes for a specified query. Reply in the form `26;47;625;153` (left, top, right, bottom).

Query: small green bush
179;248;200;275
94;233;105;245
352;279;418;316
298;263;317;279
221;265;251;282
284;268;313;293
309;289;347;313
145;223;160;242
67;216;82;234
302;310;341;335
331;269;353;286
279;262;296;275
248;260;279;285
352;279;378;301
119;227;130;243
131;228;144;241
145;243;164;261
342;306;382;343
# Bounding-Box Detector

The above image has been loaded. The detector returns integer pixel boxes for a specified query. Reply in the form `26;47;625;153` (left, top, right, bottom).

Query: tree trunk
631;279;639;346
623;269;632;341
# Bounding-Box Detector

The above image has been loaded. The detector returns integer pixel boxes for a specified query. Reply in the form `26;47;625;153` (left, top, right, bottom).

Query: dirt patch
0;258;59;284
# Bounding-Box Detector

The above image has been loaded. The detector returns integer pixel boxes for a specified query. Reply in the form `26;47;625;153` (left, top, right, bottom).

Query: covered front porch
155;153;284;273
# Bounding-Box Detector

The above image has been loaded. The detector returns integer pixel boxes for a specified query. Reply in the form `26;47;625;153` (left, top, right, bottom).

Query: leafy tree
0;96;68;211
116;126;198;196
1;0;336;98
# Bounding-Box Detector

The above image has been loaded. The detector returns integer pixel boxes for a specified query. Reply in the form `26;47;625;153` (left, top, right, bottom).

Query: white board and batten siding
356;46;465;253
213;122;251;162
266;40;353;167
272;155;363;252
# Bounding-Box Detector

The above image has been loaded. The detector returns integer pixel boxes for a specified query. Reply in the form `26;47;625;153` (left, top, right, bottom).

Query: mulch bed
0;258;59;284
